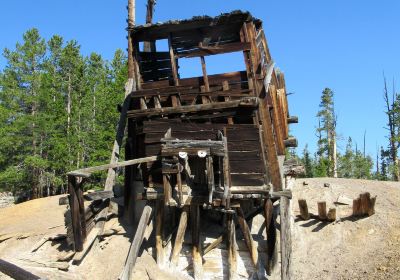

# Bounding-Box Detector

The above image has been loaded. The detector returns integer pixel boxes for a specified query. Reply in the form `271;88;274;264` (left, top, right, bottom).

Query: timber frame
65;10;298;280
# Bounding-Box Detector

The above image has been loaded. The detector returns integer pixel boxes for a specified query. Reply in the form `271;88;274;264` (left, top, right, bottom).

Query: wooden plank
170;207;189;267
127;97;258;119
191;204;203;279
231;174;264;186
229;159;264;173
0;259;40;280
119;206;152;280
141;71;247;90
269;85;285;155
83;190;114;201
141;69;172;82
228;151;261;161
139;51;171;61
72;228;100;264
227;140;260;152
68;156;159;178
177;42;251;58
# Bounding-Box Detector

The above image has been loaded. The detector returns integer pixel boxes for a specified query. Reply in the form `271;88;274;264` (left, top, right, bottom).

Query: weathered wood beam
67;156;158;178
287;116;298;124
177;42;251;58
284;137;298;148
170;207;189;267
127;97;258;119
0;259;40;280
119;206;152;280
227;213;237;280
191;205;203;279
280;175;294;280
155;200;165;267
237;208;258;269
83;191;114;201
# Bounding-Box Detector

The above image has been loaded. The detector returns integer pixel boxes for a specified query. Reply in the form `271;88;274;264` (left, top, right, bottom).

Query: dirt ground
0;178;399;279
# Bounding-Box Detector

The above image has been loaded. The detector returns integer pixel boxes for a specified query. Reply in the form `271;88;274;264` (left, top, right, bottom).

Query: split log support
237;207;259;270
119;205;153;280
170;206;189;267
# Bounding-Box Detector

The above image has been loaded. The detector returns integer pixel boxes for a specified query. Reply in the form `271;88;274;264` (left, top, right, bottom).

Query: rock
0;192;15;209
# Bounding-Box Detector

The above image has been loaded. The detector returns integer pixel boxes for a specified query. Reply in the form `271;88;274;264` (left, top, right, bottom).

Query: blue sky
1;1;400;160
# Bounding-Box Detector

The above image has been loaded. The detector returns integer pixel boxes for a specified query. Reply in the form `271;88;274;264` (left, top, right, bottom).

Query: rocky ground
0;178;399;279
0;192;14;209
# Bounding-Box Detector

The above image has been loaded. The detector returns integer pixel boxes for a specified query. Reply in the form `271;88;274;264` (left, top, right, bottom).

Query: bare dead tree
383;74;399;181
144;0;156;52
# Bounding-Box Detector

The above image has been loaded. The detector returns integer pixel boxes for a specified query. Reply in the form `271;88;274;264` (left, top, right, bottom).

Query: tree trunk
332;131;337;178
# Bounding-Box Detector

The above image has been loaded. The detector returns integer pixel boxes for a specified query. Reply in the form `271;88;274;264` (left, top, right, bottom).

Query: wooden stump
298;199;310;220
317;201;327;220
352;192;376;217
368;196;376;216
327;208;336;222
352;198;362;216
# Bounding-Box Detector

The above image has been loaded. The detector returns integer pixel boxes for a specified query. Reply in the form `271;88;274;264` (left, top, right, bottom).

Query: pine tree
338;137;354;178
316;88;337;177
301;145;314;178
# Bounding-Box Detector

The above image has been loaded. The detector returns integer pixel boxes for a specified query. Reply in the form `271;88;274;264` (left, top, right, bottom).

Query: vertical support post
176;168;183;206
168;33;180;107
227;212;237;280
264;198;276;275
280;176;293;280
191;204;203;279
222;81;234;124
206;156;215;204
199;44;210;104
170;206;189;267
222;129;231;209
163;174;172;206
68;175;86;252
156;199;165;267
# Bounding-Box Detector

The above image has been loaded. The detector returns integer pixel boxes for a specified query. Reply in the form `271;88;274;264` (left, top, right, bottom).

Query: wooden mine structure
66;10;299;280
